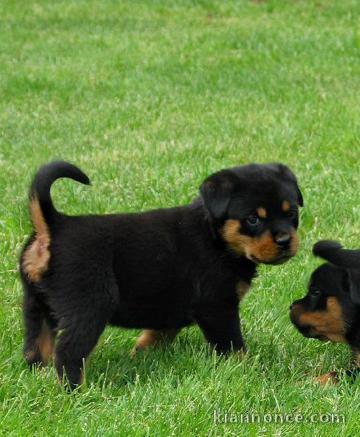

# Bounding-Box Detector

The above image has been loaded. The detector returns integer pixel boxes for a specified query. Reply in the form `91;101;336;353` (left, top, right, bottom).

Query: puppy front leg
196;308;245;354
346;349;360;380
315;351;360;386
131;328;181;357
341;350;360;382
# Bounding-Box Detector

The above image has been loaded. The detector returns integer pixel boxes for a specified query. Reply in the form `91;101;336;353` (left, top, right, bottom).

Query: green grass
0;0;359;435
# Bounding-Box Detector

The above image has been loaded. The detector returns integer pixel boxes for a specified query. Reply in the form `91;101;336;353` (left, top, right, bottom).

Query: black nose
289;303;293;310
275;232;291;249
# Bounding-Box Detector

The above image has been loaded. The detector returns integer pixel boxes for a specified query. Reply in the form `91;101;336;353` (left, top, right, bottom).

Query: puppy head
200;163;303;265
290;242;360;344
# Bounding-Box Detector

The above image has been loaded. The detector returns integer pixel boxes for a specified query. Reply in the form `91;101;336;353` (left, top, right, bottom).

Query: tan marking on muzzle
298;297;347;343
222;219;298;262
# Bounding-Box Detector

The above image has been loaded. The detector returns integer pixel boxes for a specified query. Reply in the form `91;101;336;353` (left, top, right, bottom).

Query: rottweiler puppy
20;161;303;389
290;241;360;385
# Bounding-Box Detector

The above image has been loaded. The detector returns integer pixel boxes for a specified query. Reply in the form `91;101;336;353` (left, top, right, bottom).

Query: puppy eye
309;289;321;309
246;215;260;226
286;209;297;219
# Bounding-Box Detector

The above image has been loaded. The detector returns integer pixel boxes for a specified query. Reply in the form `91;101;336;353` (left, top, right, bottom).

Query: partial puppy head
200;163;303;265
290;241;360;344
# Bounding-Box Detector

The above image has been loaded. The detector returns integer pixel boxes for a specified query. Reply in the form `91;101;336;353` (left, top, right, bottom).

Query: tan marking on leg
131;329;180;357
282;200;291;212
25;321;55;366
236;281;250;301
134;330;158;351
22;198;51;282
257;207;267;219
37;322;55;365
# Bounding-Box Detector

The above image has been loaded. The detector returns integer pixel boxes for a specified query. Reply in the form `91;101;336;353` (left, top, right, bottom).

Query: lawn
0;0;359;435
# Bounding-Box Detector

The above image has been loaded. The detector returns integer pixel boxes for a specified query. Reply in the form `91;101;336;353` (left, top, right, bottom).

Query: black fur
20;161;302;389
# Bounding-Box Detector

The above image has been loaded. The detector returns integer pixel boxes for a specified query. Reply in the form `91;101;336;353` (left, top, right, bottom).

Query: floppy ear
270;163;304;207
200;171;234;220
348;269;360;305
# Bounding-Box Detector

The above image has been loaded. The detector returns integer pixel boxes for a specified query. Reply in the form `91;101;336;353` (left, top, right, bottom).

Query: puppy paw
314;371;338;387
130;346;142;358
234;348;247;359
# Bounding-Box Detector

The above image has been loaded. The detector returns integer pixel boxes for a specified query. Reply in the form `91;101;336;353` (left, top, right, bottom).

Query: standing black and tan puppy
20;161;303;389
290;241;360;385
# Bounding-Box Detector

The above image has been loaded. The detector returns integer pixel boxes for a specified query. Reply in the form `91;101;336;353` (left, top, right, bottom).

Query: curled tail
23;161;89;282
313;240;360;269
30;161;90;229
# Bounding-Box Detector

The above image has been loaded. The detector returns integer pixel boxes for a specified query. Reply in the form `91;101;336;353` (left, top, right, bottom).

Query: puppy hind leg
55;315;107;390
54;273;118;389
23;281;55;367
